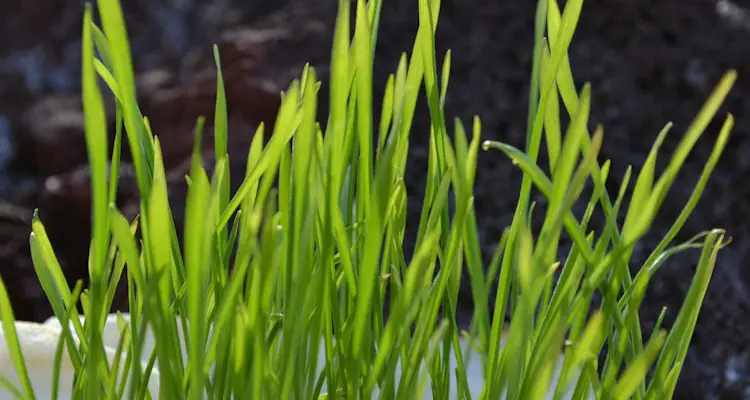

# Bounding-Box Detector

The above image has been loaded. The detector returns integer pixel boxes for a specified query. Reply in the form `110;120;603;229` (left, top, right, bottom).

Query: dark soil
0;0;748;398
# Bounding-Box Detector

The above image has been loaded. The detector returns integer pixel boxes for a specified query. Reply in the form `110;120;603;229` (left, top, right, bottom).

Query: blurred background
0;1;748;398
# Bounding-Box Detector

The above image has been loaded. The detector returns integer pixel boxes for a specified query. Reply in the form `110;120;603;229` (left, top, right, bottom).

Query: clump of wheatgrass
0;0;736;399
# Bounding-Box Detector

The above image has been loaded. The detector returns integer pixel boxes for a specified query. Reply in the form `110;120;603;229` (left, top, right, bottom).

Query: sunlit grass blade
82;5;114;396
647;230;727;399
642;114;733;271
623;71;736;245
96;0;154;197
217;82;301;230
612;330;667;400
0;278;36;400
213;46;230;243
184;124;212;397
29;218;87;358
540;44;561;171
621;122;671;243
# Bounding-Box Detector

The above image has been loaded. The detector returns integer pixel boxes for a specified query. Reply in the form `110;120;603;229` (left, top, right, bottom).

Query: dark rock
136;68;178;98
18;95;89;177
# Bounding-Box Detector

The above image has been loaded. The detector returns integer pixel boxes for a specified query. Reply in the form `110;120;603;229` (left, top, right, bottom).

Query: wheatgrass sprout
0;0;736;399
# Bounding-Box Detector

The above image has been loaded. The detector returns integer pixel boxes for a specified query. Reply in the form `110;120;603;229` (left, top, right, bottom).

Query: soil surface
0;0;749;398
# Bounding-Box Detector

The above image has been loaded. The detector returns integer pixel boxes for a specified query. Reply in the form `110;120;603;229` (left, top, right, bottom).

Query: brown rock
17;94;120;178
19;95;88;177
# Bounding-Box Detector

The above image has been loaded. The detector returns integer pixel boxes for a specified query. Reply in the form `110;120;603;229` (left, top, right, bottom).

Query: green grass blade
0;278;36;400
